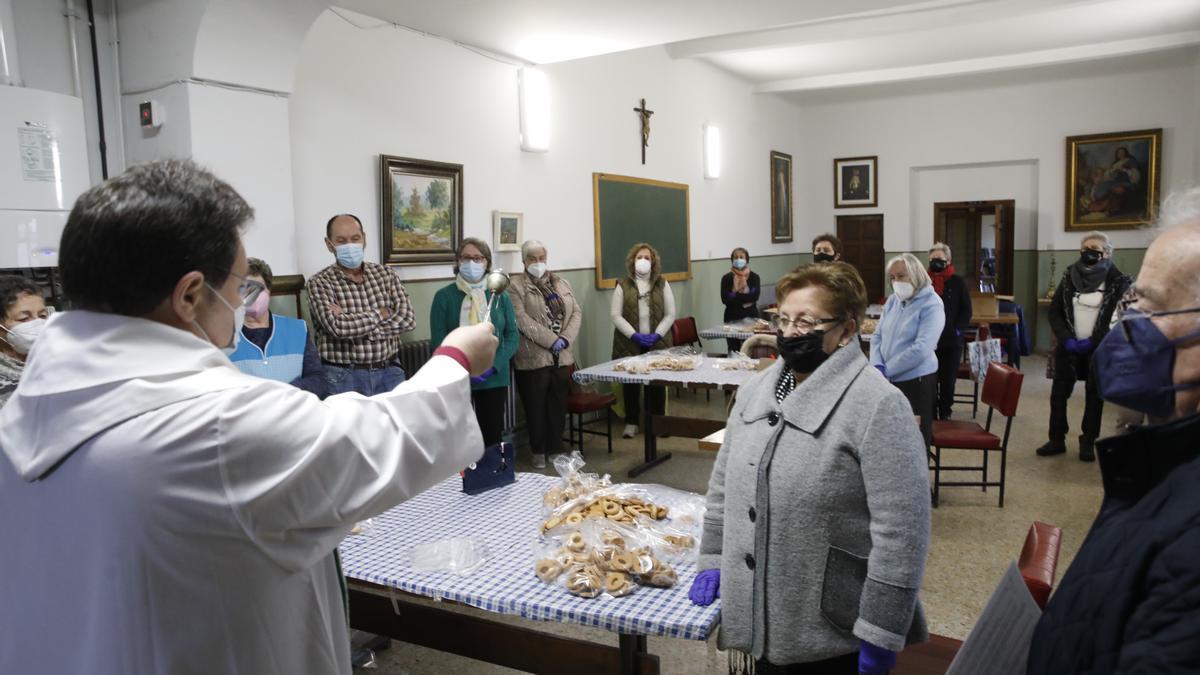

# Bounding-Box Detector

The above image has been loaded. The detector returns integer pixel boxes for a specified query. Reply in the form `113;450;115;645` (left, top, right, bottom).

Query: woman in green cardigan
430;237;520;446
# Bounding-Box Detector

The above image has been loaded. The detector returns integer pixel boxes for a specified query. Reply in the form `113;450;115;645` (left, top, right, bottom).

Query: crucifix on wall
633;98;654;164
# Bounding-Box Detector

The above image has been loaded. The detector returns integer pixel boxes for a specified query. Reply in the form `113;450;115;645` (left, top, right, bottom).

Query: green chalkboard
592;173;691;289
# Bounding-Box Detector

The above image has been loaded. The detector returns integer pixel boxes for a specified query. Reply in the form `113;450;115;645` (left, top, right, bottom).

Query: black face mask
929;259;948;273
1080;249;1103;266
813;252;837;264
777;330;833;374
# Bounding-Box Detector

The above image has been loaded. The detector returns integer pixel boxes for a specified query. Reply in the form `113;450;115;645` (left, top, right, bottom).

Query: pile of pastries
541;493;670;532
860;318;879;335
535;529;679;598
614;354;698;373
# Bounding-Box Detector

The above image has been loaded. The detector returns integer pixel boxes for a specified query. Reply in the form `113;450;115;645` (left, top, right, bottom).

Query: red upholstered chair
563;365;617;454
929;361;1023;507
1018;521;1063;610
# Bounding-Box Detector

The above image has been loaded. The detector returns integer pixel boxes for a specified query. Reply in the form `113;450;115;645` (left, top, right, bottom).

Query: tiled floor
366;354;1107;674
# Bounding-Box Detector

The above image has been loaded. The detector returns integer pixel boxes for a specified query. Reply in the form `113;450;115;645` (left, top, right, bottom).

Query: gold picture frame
1064;128;1161;230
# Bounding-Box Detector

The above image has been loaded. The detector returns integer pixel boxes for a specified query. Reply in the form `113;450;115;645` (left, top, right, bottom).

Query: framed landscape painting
833;155;877;208
770;150;793;243
1065;128;1161;230
379;155;463;264
493;211;523;252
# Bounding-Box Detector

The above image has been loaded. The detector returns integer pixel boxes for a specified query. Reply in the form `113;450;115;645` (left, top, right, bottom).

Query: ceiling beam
753;31;1200;93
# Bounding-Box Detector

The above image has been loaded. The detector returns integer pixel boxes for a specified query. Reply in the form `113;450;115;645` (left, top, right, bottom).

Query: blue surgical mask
460;261;485;283
1093;309;1200;418
732;258;748;270
335;243;364;269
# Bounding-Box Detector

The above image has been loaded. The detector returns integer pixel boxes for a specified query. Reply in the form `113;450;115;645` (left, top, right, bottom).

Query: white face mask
892;281;915;301
193;284;245;354
0;318;46;355
526;262;547;279
634;259;652;276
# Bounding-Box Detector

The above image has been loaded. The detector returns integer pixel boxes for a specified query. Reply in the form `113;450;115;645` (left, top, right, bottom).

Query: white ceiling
335;0;1200;93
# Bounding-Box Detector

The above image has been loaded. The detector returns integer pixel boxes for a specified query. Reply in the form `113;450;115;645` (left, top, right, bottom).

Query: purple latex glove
550;337;568;353
858;641;896;675
688;569;720;606
1077;337;1094;352
634;333;659;349
1064;337;1080;353
874;363;888;379
470;366;497;385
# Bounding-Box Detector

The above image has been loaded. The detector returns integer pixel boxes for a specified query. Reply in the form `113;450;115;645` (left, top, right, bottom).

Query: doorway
836;214;885;303
932;200;1014;295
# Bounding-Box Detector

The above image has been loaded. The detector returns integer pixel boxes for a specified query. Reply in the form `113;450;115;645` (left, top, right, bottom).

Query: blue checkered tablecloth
339;473;721;640
573;355;761;388
698;319;760;341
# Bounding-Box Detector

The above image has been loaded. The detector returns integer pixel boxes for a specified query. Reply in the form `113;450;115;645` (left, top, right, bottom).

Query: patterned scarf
529;270;566;331
455;274;489;325
732;266;751;294
929;262;955;297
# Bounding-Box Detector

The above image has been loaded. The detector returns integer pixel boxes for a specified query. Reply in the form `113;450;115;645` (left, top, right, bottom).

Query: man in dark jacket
1027;188;1200;673
928;243;972;420
1038;230;1131;461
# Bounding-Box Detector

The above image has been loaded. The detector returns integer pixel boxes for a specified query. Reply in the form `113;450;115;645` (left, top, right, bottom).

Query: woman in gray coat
690;263;931;674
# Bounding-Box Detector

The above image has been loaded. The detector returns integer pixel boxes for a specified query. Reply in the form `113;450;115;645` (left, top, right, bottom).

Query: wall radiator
396;339;518;435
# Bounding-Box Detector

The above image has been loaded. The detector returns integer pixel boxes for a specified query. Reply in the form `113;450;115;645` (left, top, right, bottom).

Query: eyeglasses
460;255;487;264
775;314;842;334
229;272;267;307
1117;306;1200;347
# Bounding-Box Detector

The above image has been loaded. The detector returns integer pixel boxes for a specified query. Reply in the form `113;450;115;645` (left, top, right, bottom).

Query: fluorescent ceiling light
519;67;550;153
703;124;721;179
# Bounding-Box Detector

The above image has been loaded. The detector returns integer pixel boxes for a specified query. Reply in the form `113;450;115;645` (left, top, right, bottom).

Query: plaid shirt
306;262;415;365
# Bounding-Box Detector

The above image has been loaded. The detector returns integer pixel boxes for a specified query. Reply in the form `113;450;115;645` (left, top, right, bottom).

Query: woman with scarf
1038;231;1131;462
430;237;520;446
509;239;582;469
690;263;930;675
610;242;676;439
720;247;761;354
927;243;972;420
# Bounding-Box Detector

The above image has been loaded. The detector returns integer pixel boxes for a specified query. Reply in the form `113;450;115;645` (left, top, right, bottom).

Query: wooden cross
633;98;654;164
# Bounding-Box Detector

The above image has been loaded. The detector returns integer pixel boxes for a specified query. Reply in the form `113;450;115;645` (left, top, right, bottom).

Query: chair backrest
1018;521;1063;610
672;317;700;346
980;361;1022;417
740;333;778;359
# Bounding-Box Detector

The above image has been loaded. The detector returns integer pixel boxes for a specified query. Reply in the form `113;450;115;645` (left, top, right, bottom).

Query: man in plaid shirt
308;214;415;396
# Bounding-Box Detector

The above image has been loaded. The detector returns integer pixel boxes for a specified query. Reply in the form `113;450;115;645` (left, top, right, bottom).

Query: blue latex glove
1064;337;1086;353
954;328;961;337
633;333;659;349
1077;337;1093;352
858;641;896;675
874;363;888;379
470;366;497;385
550;337;568;353
688;569;720;606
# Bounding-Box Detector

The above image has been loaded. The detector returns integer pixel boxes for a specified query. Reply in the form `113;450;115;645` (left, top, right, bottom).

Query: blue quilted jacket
1027;413;1200;673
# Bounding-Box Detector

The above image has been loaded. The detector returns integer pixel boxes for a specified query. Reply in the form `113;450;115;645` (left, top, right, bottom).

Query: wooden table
574;356;760;477
969;312;1019;326
697;428;725;452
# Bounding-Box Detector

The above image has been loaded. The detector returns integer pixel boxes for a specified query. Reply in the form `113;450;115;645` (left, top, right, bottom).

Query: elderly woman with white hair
1038;230;1131;462
508;239;582;469
870;253;945;446
927;243;972;420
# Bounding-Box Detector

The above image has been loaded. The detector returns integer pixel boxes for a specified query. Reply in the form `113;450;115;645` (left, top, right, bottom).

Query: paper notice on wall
18;127;59;182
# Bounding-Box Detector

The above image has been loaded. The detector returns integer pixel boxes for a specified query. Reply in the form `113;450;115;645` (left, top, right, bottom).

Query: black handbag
461;442;515;495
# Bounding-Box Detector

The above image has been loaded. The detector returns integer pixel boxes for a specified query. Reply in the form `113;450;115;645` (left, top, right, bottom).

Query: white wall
289;9;806;280
791;47;1200;253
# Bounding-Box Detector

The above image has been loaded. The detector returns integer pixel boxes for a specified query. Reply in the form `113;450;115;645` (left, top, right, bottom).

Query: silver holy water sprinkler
483;269;510;317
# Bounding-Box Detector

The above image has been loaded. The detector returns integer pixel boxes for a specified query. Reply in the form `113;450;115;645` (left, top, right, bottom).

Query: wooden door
837;214;885;303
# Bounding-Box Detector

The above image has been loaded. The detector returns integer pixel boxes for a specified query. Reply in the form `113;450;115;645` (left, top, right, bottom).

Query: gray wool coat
698;343;931;664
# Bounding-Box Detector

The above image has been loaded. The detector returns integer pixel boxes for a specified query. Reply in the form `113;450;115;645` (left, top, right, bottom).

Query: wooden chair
1019;521;1063;609
929;361;1024;507
563;365;616;454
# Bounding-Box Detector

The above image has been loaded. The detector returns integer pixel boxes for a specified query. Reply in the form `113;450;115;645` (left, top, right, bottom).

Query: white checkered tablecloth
698;319;758;341
339;473;721;640
573;355;761;388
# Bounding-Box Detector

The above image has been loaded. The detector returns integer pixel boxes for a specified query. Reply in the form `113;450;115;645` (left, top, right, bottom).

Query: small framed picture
834;156;878;208
493;211;523;252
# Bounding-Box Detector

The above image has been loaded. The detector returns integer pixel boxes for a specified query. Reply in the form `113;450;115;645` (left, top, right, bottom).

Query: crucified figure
633;98;654;164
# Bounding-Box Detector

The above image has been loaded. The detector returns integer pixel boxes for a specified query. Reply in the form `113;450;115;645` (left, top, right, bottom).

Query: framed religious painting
1064;128;1161;230
833;156;877;208
770;150;793;243
493;211;523;252
379;155;463;264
